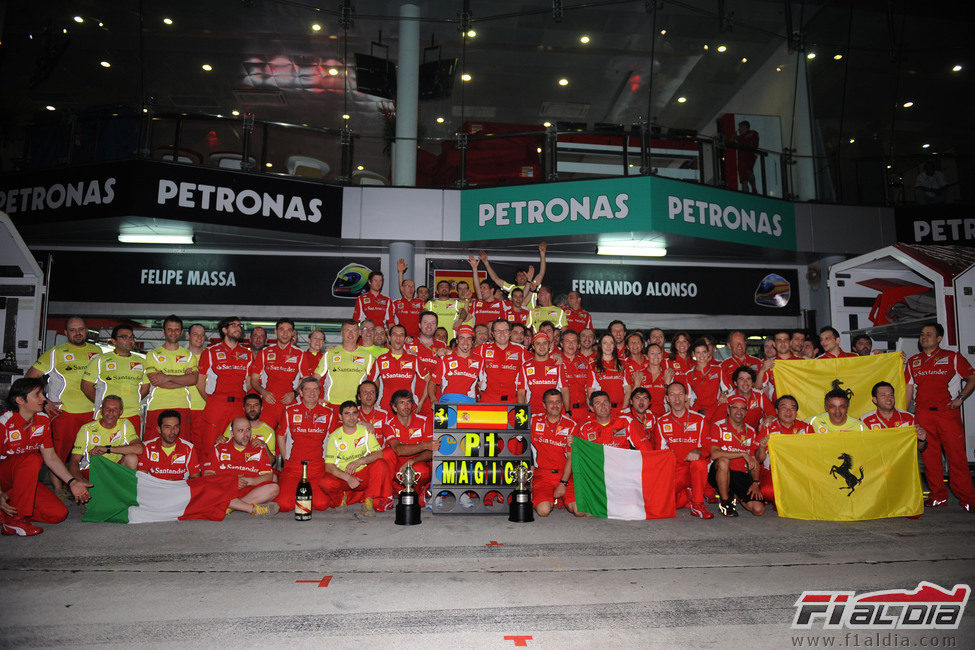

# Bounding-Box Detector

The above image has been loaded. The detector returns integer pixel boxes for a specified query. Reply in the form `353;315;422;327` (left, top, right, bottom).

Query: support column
392;3;420;187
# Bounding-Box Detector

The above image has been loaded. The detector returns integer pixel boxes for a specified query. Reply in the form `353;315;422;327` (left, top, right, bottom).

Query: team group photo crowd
1;244;973;536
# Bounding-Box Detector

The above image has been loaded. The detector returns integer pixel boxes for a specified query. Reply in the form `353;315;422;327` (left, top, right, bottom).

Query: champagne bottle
295;460;312;521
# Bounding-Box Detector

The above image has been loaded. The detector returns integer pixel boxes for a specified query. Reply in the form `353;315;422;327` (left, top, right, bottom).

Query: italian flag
82;456;237;523
571;437;677;520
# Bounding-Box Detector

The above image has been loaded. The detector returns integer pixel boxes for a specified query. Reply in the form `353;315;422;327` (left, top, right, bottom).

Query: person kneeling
708;396;765;517
320;401;391;518
68;395;143;483
204;417;280;517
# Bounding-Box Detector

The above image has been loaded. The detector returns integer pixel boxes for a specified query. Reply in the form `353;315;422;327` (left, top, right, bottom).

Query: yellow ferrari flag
773;352;906;421
768;427;923;521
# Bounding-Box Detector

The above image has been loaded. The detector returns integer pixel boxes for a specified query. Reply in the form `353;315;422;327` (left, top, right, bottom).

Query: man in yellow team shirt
478;242;548;309
26;316;102;494
220;393;276;455
81;324;148;433
527;285;567;331
319;401;391;517
314;320;375;411
424;280;461;331
144;315;199;440
68;395;144;481
809;388;867;433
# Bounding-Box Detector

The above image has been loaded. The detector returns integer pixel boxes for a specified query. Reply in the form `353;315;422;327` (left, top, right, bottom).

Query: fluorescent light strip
597;244;667;257
118;234;195;244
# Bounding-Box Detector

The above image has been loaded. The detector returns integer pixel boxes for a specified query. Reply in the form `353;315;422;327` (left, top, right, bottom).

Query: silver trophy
508;463;534;523
395;464;422;525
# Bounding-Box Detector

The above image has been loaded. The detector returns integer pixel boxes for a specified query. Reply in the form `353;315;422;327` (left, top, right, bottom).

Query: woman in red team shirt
593;333;631;414
623;332;648;386
665;331;694;379
635;343;672;418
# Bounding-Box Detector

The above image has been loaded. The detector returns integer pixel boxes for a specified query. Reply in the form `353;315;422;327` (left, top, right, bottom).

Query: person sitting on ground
321;401;391;516
204;416;280;517
809;388;866;433
708;395;765;518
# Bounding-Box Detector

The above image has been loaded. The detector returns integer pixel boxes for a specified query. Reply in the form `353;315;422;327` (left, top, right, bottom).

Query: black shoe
718;499;738;517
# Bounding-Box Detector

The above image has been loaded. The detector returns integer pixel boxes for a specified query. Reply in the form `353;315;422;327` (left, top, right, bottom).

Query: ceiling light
543;121;552;127
849;138;855;144
118;233;195;245
436;116;444;123
98;22;104;27
466;29;476;38
952;64;962;72
356;165;365;171
660;29;667;35
231;110;240;116
100;61;111;68
142;108;148;113
676;96;687;103
328;67;339;76
703;44;709;50
903;101;914;108
598;243;667;257
579;35;590;44
776;66;782;72
342;114;350;120
201;64;213;71
63;28;68;34
834;54;843;60
265;162;273;168
807;52;816;59
45;105;56;111
163;18;173;25
73;16;84;23
717;45;727;52
311;23;322;31
536;147;542;153
461;73;472;81
558;78;569;86
886;164;892;169
741;57;748;63
922;143;930;149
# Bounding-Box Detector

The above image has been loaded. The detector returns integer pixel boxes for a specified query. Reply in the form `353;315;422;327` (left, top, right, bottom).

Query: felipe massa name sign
460;175;797;250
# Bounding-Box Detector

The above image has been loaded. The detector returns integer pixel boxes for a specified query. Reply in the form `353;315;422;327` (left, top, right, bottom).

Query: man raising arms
564;291;593;333
393;258;425;337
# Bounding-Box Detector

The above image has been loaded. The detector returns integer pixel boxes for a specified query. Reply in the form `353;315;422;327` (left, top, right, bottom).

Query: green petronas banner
460;175;797;250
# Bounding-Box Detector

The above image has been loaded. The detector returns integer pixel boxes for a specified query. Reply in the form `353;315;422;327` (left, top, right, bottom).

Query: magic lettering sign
460;175;797;250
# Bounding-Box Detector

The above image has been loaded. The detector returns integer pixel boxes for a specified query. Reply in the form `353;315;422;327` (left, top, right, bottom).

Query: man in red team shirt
138;410;202;480
574;391;650;451
709;395;765;518
719;330;761;391
204;416;280;517
355;381;389;439
196;316;251;462
862;381;928;450
434;325;481;403
619;387;655;451
477;319;527;403
460;255;507;328
248;319;303;432
384;390;437;498
756;394;814;504
653;382;713;520
505;287;531;327
1;378;91;536
816;326;856;359
608;321;627;357
373;324;430;411
518;332;568;414
578;328;598;362
720;366;773;430
300;329;326;378
275;377;336;512
904;324;975;510
409;312;450;411
393;259;425;337
353;270;394;328
530;389;581;517
758;330;797;400
557;329;597;418
564;291;593;333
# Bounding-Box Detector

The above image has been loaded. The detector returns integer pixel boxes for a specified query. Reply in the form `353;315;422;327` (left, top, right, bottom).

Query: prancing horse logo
830;453;864;496
830;379;854;401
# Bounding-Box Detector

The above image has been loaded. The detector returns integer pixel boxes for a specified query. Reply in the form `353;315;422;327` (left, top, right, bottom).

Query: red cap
532;331;550;343
456;325;475;338
727;395;748;408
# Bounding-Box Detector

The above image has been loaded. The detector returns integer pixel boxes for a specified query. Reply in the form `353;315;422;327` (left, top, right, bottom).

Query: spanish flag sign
768;427;923;521
773;353;906;421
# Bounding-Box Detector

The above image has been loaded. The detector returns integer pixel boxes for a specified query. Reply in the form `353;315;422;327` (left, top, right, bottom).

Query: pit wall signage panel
430;402;532;515
0;160;343;236
44;250;380;307
460;175;797;250
426;259;799;316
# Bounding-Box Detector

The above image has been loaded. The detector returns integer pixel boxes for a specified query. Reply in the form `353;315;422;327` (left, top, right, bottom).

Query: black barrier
429;403;531;515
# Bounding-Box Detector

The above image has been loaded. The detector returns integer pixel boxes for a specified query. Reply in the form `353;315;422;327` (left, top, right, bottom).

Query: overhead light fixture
579;35;590;44
717;45;727;52
356;165;365;171
163;17;173;25
201;64;213;71
741;57;748;63
342;113;350;120
807;52;816;59
312;23;322;31
100;60;111;68
776;66;782;72
676;96;687;103
536;147;542;153
703;44;709;50
466;29;476;38
834;54;843;60
231;110;240;116
886;164;892;169
952;64;963;72
598;243;667;257
849;138;855;144
265;162;273;168
461;73;472;81
98;22;104;27
922;143;931;149
74;16;84;23
558;78;569;86
328;67;339;75
543;121;552;127
902;101;914;108
118;233;195;245
660;29;667;35
436;116;444;123
45;105;56;111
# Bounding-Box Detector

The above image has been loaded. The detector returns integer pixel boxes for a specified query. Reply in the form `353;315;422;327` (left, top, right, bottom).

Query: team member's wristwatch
559;480;569;486
105;446;113;453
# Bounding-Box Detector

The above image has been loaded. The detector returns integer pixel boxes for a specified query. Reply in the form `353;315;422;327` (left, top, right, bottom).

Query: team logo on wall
331;263;372;299
754;273;791;308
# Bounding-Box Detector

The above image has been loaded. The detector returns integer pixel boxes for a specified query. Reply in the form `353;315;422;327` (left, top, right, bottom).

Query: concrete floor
1;498;973;649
